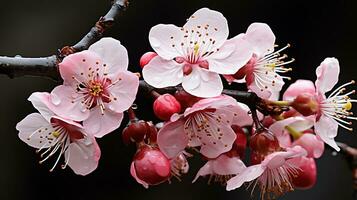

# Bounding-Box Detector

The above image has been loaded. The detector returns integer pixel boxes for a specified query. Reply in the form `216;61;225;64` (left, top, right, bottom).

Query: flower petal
192;160;213;183
142;56;183;88
198;113;236;158
207;36;252;75
28;92;55;122
226;165;264;191
149;24;183;60
244;23;275;57
83;106;124;138
314;115;340;151
88;37;129;78
315;57;340;94
157;119;188;159
184;8;229;49
16;113;56;149
65;136;101;176
283;79;316;101
59;50;104;86
107;71;139;113
293;133;324;158
182;67;223;98
50;85;90;121
212;155;246;175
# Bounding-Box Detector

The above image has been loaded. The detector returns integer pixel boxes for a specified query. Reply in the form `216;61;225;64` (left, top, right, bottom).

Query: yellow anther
52;131;61;138
194;44;200;55
344;101;352;111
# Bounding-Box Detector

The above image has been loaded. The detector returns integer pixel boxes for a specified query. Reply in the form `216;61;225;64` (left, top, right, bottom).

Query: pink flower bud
131;146;171;186
139;52;157;68
291;94;319;116
153;94;181;121
290;157;317;189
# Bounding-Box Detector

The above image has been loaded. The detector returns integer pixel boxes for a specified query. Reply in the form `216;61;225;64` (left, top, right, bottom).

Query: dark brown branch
0;0;128;80
60;0;129;56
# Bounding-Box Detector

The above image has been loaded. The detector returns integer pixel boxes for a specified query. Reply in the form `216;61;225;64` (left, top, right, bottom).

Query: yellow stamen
344;101;352;111
194;44;200;55
52;131;61;138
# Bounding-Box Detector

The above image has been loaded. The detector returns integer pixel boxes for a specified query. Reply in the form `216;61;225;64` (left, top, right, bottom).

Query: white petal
88;37;129;78
315;57;340;94
149;24;183;60
142;56;183;88
244;23;275;57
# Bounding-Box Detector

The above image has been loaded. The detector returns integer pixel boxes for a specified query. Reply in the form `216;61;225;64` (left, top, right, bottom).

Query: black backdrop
0;0;356;199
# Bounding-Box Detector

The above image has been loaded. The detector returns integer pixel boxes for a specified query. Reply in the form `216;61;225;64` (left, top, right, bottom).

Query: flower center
250;44;294;92
89;81;104;97
319;80;357;131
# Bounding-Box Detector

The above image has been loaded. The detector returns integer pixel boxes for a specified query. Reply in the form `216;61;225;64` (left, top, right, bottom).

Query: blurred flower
48;38;139;137
143;8;252;97
283;58;356;151
157;95;252;159
16;93;100;175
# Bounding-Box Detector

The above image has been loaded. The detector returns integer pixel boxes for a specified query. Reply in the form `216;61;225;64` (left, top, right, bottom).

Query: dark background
0;0;356;199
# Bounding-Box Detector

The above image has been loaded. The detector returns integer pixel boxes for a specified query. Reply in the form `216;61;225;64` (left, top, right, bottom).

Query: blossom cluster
15;7;355;199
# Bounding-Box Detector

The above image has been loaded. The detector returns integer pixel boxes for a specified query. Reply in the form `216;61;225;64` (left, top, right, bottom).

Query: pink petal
315;57;340;94
283;79;316;101
157;119;188;159
314;115;340;151
59;50;104;86
212;155;246;175
262;146;307;169
184;8;229;49
83;106;124;138
207;36;252;75
293;133;324;158
198;113;236;158
226;165;265;191
65;136;101;176
244;23;275;57
130;162;149;188
142;56;183;88
16;113;56;149
184;95;237;116
182;67;223;98
28;92;55;121
149;24;183;60
107;71;139;113
88;37;129;79
50;85;90;121
192;160;213;183
248;71;284;100
269;117;313;137
230;102;255;127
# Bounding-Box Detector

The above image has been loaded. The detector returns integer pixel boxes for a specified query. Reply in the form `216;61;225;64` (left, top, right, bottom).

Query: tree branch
0;0;129;80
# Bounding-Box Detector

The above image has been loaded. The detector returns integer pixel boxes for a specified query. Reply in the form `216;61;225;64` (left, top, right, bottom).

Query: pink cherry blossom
157;95;253;159
225;23;294;100
226;146;307;199
192;154;246;184
282;58;356;151
16;92;100;175
48;38;139;138
269;116;324;158
142;8;252;98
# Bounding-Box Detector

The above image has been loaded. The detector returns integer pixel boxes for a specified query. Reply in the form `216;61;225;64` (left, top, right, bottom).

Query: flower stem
285;125;302;140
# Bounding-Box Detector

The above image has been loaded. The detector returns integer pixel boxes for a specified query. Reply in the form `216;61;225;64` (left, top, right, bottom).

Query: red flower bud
291;94;319;116
131;146;171;186
139;52;157;68
250;129;280;155
291;157;317;189
153;94;181;121
122;120;154;144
